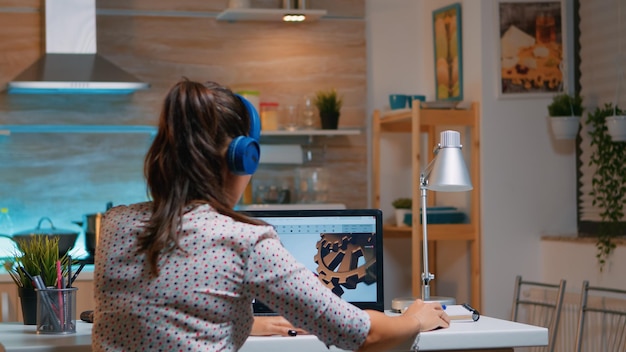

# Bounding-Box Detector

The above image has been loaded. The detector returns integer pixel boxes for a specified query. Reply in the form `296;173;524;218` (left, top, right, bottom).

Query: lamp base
390;296;456;313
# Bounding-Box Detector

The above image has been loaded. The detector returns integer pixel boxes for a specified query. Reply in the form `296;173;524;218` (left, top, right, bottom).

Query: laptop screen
240;209;384;313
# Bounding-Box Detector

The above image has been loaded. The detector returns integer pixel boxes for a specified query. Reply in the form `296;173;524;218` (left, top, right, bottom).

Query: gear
314;233;377;297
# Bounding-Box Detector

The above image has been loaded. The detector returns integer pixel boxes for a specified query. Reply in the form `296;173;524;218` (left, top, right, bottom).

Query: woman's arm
251;316;307;336
358;300;450;352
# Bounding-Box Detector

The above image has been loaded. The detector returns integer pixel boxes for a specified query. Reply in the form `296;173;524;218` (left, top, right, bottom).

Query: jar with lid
260;102;279;131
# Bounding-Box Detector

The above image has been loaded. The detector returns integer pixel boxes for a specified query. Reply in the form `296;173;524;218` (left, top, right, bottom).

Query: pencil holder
36;287;78;334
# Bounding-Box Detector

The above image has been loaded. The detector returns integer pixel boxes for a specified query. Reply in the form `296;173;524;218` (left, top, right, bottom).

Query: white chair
511;275;566;352
574;280;626;352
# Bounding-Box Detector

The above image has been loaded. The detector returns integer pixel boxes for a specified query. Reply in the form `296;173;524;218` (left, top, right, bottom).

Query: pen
67;256;72;288
56;260;65;328
18;266;35;287
462;303;481;321
69;262;86;286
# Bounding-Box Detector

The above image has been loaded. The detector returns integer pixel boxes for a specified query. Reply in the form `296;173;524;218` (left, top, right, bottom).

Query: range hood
6;0;149;94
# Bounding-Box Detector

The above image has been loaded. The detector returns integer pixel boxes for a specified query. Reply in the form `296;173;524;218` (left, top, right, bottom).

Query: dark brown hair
139;79;263;276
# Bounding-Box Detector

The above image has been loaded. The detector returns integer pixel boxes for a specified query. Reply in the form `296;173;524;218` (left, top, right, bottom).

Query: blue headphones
227;94;261;175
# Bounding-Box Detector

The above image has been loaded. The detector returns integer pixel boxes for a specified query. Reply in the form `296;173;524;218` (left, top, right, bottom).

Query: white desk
0;317;547;352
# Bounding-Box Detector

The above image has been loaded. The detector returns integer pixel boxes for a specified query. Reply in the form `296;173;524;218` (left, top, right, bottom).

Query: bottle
0;207;15;235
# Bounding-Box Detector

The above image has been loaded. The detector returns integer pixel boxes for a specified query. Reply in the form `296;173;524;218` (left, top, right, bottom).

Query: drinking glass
299;95;316;130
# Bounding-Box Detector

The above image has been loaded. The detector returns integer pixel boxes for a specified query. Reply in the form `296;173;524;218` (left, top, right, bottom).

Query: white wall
366;0;424;308
542;240;626;293
367;0;581;318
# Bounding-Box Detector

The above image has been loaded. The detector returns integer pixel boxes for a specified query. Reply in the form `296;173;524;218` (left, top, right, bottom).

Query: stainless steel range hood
7;0;149;94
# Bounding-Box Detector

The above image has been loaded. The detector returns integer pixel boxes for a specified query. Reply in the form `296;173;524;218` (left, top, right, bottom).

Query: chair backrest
511;275;566;352
574;280;626;352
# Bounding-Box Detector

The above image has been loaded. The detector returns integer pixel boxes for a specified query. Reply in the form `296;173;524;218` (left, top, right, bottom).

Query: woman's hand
404;299;450;332
250;316;307;337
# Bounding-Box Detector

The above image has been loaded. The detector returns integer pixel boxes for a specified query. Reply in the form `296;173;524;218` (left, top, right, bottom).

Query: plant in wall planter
547;93;583;140
586;103;626;271
314;88;343;130
392;197;412;227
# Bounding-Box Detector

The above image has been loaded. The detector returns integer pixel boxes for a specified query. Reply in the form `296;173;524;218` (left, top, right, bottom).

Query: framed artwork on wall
433;3;463;101
496;0;568;98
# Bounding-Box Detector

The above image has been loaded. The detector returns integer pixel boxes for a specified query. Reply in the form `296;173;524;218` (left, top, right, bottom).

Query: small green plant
392;197;412;209
586;103;626;271
3;236;68;289
548;93;584;116
314;88;343;115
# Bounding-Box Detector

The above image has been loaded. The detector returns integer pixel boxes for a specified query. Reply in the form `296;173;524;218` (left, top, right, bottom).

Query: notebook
240;208;384;314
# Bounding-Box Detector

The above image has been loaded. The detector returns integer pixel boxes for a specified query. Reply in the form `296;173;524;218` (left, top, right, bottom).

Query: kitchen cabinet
0;282;19;322
372;102;481;309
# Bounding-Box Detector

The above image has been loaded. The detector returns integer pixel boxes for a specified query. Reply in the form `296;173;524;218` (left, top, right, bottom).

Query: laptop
240;208;384;314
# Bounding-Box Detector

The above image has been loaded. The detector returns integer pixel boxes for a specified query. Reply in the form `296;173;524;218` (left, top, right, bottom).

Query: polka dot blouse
92;202;370;351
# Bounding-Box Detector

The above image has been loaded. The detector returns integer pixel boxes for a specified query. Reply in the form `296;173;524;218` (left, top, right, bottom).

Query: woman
92;79;449;352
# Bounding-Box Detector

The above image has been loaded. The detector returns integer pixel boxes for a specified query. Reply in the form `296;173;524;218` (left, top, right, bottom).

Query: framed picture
496;0;570;98
433;3;463;101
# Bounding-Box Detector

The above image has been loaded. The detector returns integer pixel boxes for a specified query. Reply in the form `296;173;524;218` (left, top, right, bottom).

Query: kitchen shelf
0;125;157;136
216;8;327;22
261;128;360;137
372;102;482;309
0;125;360;138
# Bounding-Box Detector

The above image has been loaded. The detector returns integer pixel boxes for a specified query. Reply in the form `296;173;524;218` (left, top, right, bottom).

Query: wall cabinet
372;102;481;309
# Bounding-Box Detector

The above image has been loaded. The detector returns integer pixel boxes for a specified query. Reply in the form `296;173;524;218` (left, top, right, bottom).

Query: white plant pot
548;116;580;140
394;209;411;227
606;115;626;141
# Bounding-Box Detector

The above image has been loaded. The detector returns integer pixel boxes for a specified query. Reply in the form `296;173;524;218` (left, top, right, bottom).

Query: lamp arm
420;176;434;301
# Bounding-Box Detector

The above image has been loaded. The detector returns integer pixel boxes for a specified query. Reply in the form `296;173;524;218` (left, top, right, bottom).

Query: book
444;304;480;321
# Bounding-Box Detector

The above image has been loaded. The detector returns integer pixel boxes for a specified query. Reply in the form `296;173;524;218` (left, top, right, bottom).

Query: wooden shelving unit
372;102;481;309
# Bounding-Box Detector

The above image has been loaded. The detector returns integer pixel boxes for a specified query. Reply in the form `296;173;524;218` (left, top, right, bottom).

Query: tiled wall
0;0;367;258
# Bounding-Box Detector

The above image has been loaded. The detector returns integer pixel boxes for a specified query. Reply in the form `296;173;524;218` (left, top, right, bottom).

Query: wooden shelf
372;102;482;309
382;224;477;240
261;128;361;137
216;8;327;22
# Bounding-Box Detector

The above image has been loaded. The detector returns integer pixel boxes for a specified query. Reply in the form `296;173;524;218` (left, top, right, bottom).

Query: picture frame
495;0;571;99
433;3;463;101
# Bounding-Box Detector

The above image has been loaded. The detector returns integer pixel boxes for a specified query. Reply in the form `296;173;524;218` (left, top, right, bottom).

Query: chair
511;275;566;352
574;281;626;352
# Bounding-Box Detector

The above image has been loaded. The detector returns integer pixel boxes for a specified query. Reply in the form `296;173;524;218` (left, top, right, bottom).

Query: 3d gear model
314;232;377;297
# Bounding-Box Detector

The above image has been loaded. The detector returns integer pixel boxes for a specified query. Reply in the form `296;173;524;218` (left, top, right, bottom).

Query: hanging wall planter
547;93;583;140
548;116;580;140
606;115;626;141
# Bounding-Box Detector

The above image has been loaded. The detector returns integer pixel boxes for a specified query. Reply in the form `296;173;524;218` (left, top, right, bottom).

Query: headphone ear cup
227;136;260;175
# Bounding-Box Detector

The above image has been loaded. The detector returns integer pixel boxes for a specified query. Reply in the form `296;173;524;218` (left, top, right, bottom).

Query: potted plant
586;103;626;271
392;197;412;227
314;88;343;129
547;93;583;140
3;236;68;324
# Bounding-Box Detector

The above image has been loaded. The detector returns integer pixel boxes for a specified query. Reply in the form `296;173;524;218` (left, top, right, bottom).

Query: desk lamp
392;130;473;311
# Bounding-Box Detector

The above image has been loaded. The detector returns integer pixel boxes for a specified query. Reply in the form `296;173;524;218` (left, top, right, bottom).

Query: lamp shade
423;130;473;192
